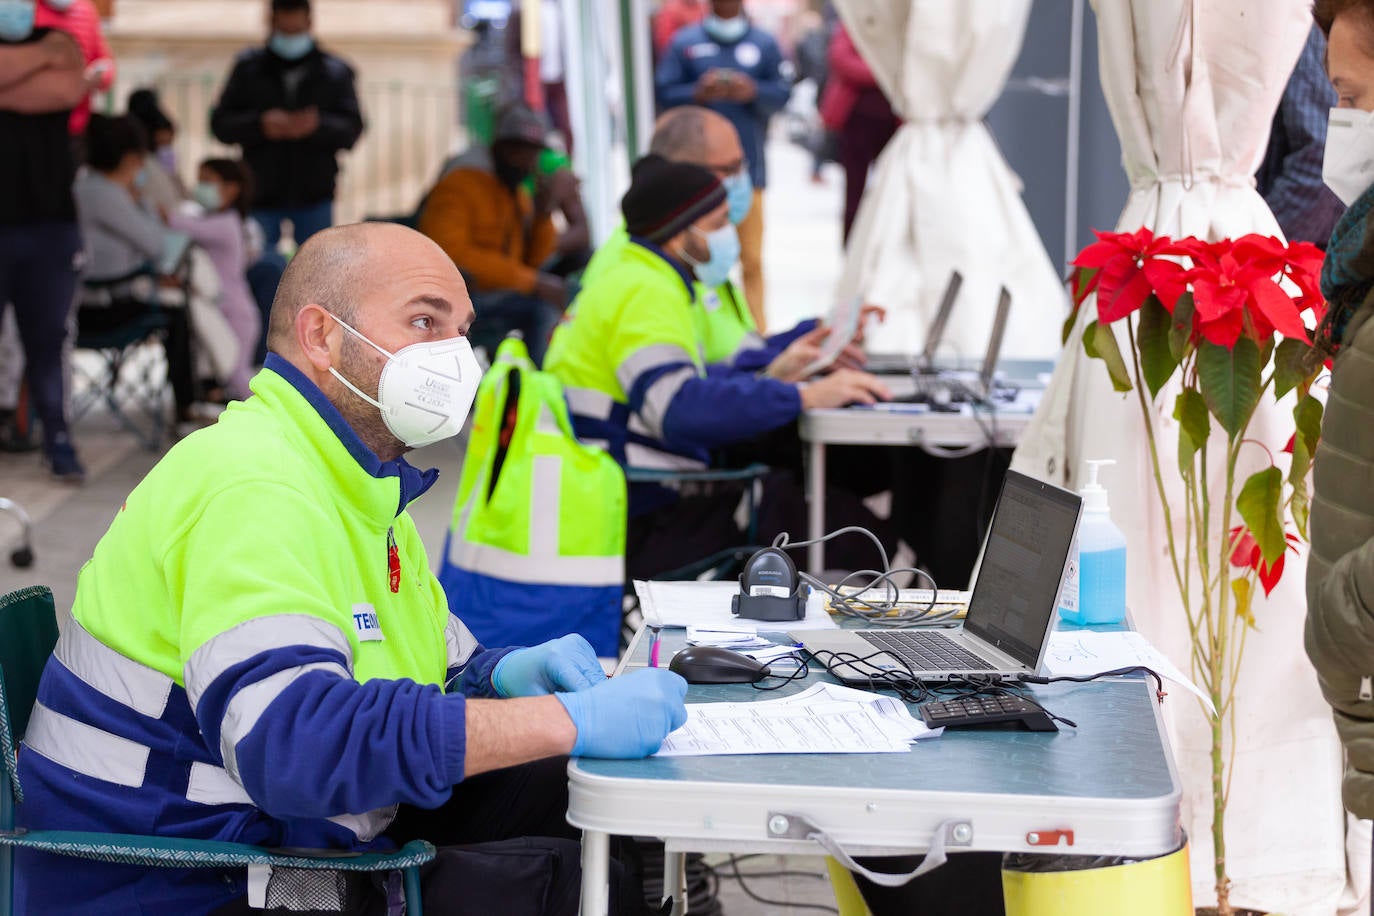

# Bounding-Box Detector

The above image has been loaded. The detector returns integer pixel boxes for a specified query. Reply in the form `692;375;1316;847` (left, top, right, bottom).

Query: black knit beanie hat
621;153;726;244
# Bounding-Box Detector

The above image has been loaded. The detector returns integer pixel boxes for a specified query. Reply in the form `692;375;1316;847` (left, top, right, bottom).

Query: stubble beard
335;334;408;460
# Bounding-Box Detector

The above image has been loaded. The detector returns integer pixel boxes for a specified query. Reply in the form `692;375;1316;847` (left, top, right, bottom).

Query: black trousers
213;757;649;916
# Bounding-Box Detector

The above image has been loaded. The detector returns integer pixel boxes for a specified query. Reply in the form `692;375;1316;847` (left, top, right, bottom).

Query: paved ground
0;136;854;915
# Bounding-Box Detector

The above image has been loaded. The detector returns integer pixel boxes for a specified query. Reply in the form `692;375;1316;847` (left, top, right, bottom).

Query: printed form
654;683;942;757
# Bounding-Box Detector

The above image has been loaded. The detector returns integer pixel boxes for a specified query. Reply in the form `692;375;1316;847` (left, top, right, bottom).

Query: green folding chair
0;586;434;914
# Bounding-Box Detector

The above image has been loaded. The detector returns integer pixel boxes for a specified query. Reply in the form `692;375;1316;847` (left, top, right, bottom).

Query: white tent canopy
1012;0;1356;910
832;0;1066;362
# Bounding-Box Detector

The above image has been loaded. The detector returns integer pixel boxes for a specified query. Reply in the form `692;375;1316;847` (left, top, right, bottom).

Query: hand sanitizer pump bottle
1057;459;1128;626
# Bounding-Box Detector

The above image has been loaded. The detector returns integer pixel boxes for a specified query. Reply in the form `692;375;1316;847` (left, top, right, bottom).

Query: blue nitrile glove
491;634;608;697
555;668;689;758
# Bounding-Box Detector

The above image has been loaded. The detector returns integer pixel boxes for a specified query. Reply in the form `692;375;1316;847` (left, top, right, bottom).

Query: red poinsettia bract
1228;526;1302;597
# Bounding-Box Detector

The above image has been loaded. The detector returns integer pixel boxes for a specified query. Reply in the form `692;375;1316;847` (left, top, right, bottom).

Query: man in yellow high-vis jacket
16;222;685;915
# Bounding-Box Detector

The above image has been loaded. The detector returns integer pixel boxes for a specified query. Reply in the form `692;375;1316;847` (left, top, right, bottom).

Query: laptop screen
963;470;1082;667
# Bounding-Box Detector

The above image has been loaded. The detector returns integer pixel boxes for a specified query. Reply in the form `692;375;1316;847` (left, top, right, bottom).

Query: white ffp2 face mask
327;313;483;450
1323;107;1374;207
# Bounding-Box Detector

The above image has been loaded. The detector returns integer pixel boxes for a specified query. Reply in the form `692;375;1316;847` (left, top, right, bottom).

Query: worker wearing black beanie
621;153;727;244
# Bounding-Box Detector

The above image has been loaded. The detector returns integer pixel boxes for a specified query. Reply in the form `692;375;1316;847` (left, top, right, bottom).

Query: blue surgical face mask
0;0;35;42
269;30;314;61
722;169;753;225
132;165;150;190
682;223;740;289
703;14;748;44
191;181;223;212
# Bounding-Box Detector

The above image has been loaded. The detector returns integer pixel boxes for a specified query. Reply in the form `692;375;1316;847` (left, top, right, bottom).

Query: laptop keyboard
858;631;996;672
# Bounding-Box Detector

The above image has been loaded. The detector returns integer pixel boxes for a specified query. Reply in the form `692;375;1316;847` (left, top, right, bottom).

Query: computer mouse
668;645;771;684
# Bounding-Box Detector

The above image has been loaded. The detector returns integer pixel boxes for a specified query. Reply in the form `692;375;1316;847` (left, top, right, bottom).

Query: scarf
1316;183;1374;356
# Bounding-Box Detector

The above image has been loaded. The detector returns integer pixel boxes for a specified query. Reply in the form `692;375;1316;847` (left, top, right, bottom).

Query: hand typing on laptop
799;368;892;408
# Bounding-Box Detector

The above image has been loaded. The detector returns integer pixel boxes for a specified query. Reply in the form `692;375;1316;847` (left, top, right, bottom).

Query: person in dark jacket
1306;0;1374;843
209;0;363;252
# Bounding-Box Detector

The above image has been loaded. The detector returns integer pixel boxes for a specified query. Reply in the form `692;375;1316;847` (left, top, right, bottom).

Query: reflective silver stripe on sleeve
445;613;481;671
23;702;148;788
448;537;624;587
187;761;255;806
219;661;351;782
185;615;353;714
54;619;174;719
614;343;695;396
635;366;697;439
726;331;767;364
328;805;399;843
624;442;709;472
564;387;615;421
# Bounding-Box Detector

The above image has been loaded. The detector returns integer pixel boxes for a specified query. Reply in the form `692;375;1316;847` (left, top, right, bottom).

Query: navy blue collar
629;235;696;301
264;353;440;517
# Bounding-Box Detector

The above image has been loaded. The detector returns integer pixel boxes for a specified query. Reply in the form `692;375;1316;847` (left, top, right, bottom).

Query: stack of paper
654;683;941;757
685;626;805;666
636;580;839;631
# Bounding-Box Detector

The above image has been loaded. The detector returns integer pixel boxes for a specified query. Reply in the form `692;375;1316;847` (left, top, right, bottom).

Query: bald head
266;222;467;356
649;107;744;173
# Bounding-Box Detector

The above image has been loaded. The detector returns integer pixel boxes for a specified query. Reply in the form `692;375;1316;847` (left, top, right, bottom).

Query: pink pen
649;626;662;668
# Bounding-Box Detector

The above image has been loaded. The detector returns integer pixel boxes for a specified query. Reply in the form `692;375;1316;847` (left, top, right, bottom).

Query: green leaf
1083;320;1134;393
1169;292;1196;363
1137;295;1179;399
1289;394;1323;541
1197;337;1262;439
1232;577;1255;628
1173;388;1211;476
1237;466;1285;566
1273;338;1315;401
1291;473;1311;541
1293;393;1324;459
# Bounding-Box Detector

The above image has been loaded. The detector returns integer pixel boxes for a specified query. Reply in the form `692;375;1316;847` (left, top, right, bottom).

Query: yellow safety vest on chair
438;337;627;656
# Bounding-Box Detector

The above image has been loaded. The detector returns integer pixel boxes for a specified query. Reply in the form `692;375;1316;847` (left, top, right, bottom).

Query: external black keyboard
920;694;1058;731
858;631;995;672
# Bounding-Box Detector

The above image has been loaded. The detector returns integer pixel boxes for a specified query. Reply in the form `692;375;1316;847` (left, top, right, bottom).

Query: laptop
791;470;1082;684
864;271;962;376
893;285;1013;406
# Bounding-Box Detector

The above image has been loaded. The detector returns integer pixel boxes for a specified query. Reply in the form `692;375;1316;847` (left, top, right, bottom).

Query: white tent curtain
832;0;1065;362
1012;1;1355;911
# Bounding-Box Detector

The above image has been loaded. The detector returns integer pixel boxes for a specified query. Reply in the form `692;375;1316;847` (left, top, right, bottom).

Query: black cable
1019;666;1169;705
726;855;840;915
751;656;812;691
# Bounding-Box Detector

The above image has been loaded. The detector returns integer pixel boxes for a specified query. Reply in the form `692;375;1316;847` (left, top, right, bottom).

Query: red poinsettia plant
1066;228;1326;915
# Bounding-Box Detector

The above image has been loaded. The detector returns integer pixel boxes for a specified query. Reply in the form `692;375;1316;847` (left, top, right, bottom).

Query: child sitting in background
168;159;261;401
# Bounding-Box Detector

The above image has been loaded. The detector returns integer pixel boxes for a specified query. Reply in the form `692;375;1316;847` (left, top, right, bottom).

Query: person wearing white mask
210;0;363;255
1305;0;1374;900
13;222;687;915
0;0;87;479
656;0;791;331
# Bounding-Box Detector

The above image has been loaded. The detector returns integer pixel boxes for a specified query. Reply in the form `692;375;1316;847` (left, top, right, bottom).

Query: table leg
579;829;611;915
663;850;688;915
808;438;826;574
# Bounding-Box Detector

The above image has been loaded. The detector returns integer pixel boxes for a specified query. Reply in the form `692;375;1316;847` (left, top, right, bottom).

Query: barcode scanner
732;547;808;622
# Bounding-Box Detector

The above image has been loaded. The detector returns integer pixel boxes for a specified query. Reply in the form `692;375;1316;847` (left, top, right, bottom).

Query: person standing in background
33;0;112;139
820;22;899;245
1256;23;1347;247
0;7;87;480
504;0;574;155
210;0;363;252
126;88;186;214
656;0;790;332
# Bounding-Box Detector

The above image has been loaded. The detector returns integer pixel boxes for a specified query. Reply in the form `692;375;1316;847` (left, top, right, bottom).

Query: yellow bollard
1002;840;1192;916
